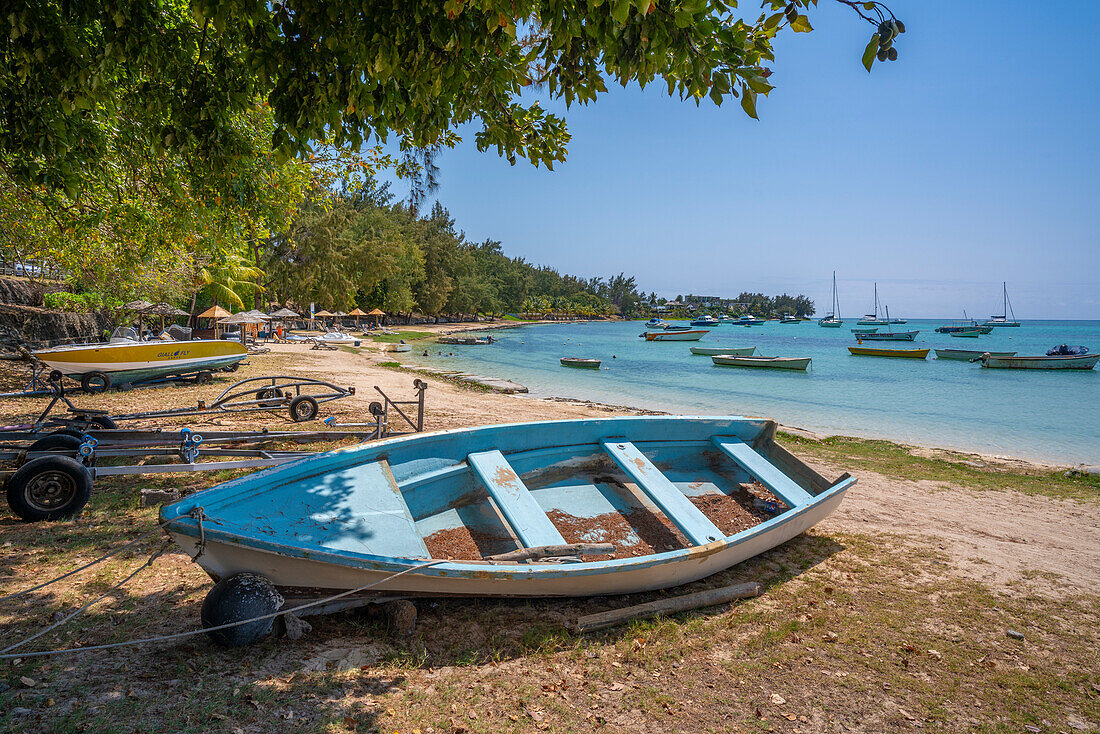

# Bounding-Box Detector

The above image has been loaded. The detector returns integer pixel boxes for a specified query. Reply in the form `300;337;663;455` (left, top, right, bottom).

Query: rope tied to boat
188;506;207;561
0;558;448;660
0;520;172;604
1;539;173;655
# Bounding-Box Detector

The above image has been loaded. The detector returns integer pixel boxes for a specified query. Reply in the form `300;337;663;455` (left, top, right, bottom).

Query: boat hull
645;330;709;341
849;347;929;359
35;340;247;381
560;358;601;369
818;320;842;328
711;356;811;370
855;332;918;341
161;416;854;598
980;354;1099;370
689;346;756;356
934;349;1016;361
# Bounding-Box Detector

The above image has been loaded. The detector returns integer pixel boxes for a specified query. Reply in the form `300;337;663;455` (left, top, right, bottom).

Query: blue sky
389;1;1099;319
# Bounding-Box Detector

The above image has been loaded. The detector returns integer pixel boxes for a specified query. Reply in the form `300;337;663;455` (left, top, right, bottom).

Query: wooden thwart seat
600;441;723;546
467;450;567;549
712;437;814;508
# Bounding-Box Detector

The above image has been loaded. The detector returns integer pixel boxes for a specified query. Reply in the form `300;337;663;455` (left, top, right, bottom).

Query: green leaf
764;12;783;30
740;87;758;119
862;33;879;72
612;0;631;24
863;2;875;9
790;14;813;33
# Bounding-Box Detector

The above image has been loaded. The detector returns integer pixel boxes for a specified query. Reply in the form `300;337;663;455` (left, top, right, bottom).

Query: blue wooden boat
161;417;854;599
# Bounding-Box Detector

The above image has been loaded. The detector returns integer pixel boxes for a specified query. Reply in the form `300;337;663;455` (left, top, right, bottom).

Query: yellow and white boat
36;328;247;391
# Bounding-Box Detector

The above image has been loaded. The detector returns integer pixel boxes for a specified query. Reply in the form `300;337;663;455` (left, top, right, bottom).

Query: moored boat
855;331;919;341
779;314;801;324
982;283;1021;327
161;417;856;601
35;327;247;392
851;327;878;334
689;346;756;356
848;346;929;359
645;330;709;341
711;355;811;371
560;357;601;369
690;315;719;327
934;349;1016;361
315;331;361;345
948;329;983;338
979;353;1098;370
818;272;844;327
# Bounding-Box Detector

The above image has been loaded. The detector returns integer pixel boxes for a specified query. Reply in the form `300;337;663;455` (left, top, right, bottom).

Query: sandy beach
1;337;1097;733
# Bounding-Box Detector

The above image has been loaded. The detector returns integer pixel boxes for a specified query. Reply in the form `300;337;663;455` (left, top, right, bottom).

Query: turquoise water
407;320;1100;465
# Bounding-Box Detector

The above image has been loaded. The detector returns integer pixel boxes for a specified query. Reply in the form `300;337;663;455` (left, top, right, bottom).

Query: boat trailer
0;373;355;433
0;380;429;522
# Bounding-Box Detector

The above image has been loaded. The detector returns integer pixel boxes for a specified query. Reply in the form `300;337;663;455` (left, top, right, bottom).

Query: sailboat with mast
857;283;907;325
818;272;843;327
982;282;1021;327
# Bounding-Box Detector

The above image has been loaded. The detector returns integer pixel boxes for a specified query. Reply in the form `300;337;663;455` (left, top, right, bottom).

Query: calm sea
406;319;1100;465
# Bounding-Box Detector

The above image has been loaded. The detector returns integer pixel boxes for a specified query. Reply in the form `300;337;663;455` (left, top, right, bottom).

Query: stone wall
0;277;110;347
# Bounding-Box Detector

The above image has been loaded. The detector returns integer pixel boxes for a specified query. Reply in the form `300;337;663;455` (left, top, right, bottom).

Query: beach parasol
145;302;189;331
268;307;299;318
197;305;232;319
348;307;366;327
124;300;154;312
313;309;334;317
367;307;385;327
197;304;233;337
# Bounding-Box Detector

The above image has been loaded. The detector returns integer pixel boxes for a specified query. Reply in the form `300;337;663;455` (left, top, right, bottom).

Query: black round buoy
201;573;284;647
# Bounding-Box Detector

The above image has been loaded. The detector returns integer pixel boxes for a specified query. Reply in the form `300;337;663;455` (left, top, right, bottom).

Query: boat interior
179;419;841;565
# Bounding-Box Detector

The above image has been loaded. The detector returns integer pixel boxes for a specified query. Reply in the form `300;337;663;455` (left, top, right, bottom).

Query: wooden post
570;582;762;633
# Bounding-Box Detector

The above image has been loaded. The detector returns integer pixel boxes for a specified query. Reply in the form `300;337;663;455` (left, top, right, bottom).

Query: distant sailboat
857;282;906;325
818;272;843;327
983;282;1021;327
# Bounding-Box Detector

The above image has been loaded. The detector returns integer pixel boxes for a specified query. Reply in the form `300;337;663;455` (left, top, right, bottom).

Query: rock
927;649;942;660
1006;629;1025;640
822;631;838;642
1067;715;1090;731
770;693;786;705
140;488;181;507
273;612;312;641
382;600;418;636
9;707;32;717
1024;726;1040;733
200;573;284;647
20;676;36;688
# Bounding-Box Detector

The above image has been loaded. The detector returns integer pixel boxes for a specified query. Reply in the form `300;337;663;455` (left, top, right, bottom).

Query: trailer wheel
28;434;83;453
195;370;214;385
222;363;239;373
256;387;284;406
289;395;319;422
86;415;118;430
80;371;111;394
6;455;93;521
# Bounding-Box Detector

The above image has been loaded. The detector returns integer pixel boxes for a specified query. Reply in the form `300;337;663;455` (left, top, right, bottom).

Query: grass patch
367;330;434;343
779;431;1100;503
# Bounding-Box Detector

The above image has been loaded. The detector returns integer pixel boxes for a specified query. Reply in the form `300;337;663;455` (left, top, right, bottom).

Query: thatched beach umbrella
218;312;267;343
267;307;299;336
145;302;189;330
347;307;367;327
198;304;233;337
367;307;385;327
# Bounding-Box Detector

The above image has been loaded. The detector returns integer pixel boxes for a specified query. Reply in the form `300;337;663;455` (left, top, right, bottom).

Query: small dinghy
560;357;601;369
711;355;811;371
162;417;853;600
689;346;756;357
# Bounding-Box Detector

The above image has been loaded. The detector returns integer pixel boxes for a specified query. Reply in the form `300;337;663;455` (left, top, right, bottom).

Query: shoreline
390;320;1098;472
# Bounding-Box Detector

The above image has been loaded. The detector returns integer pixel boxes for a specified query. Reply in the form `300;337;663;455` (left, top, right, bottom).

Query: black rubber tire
222;362;239;373
201;573;284;647
28;434;83;453
289;395;319;422
6;455;93;521
80;371;111;394
49;428;85;440
256;387;284;406
195;370;214;385
86;415;118;430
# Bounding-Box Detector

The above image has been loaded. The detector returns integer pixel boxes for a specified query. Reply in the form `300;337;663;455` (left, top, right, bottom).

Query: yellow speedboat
36;327;247;392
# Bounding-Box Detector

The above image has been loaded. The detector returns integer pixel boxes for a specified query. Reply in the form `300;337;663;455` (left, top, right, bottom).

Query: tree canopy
2;0;904;192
